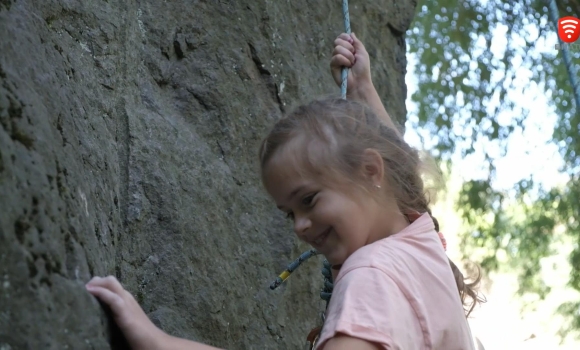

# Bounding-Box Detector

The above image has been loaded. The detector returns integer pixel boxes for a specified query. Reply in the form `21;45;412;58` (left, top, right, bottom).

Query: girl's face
262;147;408;266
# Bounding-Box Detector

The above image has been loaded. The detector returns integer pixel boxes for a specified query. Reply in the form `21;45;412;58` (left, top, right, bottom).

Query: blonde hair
259;97;483;316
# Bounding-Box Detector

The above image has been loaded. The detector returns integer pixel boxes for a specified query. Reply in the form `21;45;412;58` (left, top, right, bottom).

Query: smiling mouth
312;227;331;246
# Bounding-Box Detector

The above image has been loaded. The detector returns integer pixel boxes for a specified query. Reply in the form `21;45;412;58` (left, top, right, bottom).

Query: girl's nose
293;214;312;238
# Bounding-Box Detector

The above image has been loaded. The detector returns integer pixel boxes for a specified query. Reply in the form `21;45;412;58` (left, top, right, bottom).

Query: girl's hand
330;33;372;96
86;276;168;350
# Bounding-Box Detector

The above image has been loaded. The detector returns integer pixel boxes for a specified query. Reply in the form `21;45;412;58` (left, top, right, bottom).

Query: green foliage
408;0;580;337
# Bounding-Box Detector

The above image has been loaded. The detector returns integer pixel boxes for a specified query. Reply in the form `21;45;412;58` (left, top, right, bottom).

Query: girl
86;33;482;350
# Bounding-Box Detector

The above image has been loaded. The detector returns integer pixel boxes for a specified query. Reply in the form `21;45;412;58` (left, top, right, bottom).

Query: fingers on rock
88;286;126;311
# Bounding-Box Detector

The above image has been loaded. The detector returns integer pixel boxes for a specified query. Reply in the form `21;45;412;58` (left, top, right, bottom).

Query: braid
448;258;484;317
426;208;440;232
425;210;484;317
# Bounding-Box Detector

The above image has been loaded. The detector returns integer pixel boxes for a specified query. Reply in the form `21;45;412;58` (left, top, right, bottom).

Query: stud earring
375;184;381;189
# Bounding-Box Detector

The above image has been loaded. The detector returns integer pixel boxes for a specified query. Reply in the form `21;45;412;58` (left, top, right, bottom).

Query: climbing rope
547;0;580;112
268;2;349;348
269;249;334;309
270;0;349;293
269;249;319;290
269;251;334;349
341;0;351;99
269;0;349;297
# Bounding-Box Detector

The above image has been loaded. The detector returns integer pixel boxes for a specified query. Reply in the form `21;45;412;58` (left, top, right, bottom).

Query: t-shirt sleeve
315;267;425;350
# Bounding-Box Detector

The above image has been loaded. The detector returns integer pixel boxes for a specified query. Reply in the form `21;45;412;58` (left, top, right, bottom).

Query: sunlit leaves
408;0;580;336
408;0;578;161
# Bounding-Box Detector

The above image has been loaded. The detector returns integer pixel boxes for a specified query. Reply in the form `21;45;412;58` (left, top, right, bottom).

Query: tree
407;0;580;337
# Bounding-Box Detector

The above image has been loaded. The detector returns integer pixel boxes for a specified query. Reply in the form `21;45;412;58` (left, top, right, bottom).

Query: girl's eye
302;193;316;206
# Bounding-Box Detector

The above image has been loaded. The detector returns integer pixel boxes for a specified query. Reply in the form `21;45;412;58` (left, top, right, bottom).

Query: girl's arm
322;335;381;350
86;276;380;350
86;276;223;350
330;33;402;138
349;81;401;138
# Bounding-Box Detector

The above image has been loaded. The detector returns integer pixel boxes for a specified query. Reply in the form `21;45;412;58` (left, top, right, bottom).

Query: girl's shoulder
335;213;446;284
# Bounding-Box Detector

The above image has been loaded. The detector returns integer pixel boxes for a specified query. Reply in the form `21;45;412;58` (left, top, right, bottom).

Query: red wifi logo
558;16;580;43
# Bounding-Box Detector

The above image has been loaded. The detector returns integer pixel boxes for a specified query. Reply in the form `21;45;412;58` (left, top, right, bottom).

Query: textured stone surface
0;0;415;348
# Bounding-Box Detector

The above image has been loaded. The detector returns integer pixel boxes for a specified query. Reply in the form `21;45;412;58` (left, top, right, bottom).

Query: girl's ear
361;149;384;187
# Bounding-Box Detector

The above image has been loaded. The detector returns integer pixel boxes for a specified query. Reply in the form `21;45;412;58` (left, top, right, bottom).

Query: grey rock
0;0;414;349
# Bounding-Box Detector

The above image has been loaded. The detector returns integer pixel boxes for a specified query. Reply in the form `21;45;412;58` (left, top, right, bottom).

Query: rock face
0;1;415;348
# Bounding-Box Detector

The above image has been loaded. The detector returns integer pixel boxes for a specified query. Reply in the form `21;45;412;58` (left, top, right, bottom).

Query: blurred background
404;0;579;348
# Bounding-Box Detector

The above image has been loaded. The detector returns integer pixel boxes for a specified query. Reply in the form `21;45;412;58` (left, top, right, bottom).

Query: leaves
409;0;580;337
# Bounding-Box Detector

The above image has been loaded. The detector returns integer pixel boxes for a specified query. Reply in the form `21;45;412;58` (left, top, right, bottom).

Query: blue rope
269;249;334;316
269;4;350;346
341;0;351;99
269;249;319;290
547;0;580;113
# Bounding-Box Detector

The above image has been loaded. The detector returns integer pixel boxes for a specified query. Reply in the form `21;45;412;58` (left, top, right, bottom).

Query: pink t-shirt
315;213;475;350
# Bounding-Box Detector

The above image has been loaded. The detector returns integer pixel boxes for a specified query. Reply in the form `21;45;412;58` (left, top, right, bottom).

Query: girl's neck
368;210;410;245
330;213;409;281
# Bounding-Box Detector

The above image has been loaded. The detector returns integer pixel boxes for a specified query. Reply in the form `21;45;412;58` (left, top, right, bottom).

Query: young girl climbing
86;33;483;350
